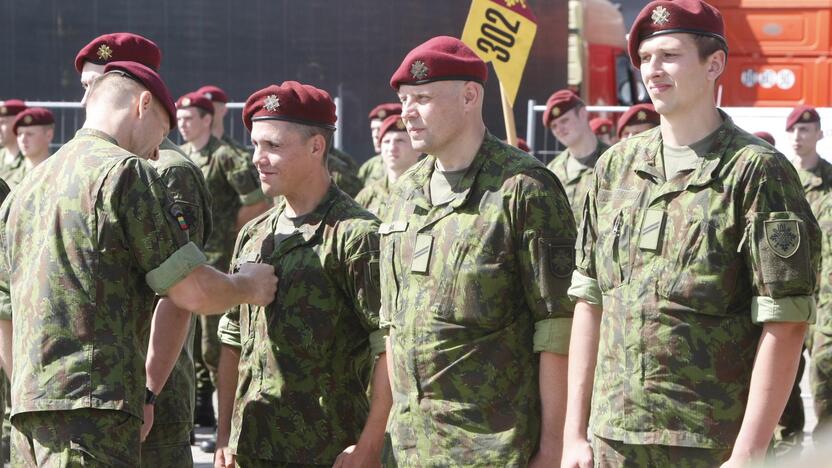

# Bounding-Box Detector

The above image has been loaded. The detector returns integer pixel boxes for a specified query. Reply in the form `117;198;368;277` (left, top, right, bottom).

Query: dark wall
0;0;567;162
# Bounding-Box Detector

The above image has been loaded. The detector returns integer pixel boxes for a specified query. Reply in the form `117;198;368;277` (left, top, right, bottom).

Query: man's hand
214;446;235;468
236;262;278;306
561;437;593;468
141;403;154;442
332;444;381;468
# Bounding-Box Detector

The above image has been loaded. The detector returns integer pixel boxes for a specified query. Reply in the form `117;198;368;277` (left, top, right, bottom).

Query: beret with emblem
75;32;161;73
103;61;176;129
543;89;584;128
377;114;408;143
786;105;820;131
0;99;27;117
616;103;660;138
176;92;215;115
628;0;727;67
753;131;776;146
12;108;54;135
590;117;614;136
243;81;337;132
368;103;402;121
196;85;229;103
390;36;488;90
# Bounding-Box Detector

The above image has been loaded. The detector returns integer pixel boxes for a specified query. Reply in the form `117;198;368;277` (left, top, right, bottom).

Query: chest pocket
595;208;634;291
657;215;741;315
379;221;408;325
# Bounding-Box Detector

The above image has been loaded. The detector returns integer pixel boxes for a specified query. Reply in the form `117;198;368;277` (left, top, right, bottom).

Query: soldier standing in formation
589;117;615;146
354;114;423;220
8;107;54;187
214;81;390;467
357;103;402;187
562;1;819;466
616;102;660;141
380;36;576;466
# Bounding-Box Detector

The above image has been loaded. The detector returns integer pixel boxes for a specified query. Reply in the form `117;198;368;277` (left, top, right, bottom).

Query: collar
274;183;342;243
76;128;120;147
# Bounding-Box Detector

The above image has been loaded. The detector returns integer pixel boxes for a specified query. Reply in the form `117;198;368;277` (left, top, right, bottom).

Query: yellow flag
461;0;537;106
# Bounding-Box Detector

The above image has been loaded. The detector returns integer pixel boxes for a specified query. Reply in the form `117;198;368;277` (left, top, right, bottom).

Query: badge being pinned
264;94;280;112
765;220;800;258
651;6;670;25
97;44;113;61
410;60;429;80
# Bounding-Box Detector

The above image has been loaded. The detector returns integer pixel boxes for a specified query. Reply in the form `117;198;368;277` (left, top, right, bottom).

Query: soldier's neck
660;105;722;147
189;132;212;152
568;132;599;160
25;151;49;168
433;122;486;172
211;123;224;139
792;152;820;171
283;169;331;218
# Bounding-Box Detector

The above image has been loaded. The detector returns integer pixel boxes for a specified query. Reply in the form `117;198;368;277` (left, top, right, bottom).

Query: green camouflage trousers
140;422;192;468
11;408;141;467
812;329;832;434
592;436;732;468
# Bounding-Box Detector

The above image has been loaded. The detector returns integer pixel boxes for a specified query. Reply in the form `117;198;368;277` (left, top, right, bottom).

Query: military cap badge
23;115;32;125
378;110;387;119
204;92;213;100
803;111;811;121
552;107;561;118
410;60;429;80
0;107;6;116
181;97;191;107
651;6;670;25
637;110;647;121
97;44;113;61
396;120;406;130
264;94;280;112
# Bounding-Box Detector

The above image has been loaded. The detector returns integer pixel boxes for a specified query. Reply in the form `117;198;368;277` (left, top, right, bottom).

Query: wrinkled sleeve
512;169;577;355
115;159;207;296
568;175;602;305
342;222;387;357
217;220;254;350
157;163;213;249
740;150;820;324
221;149;265;206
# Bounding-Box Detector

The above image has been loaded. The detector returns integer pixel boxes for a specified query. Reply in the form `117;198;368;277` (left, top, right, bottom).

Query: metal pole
334;96;343;151
526;99;536;152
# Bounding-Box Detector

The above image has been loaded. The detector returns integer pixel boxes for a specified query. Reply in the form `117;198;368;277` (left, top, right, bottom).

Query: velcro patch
765;220;800;258
548;242;575;279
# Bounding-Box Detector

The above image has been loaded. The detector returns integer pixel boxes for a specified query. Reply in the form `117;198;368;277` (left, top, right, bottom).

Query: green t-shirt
662;127;721;180
429;163;468;206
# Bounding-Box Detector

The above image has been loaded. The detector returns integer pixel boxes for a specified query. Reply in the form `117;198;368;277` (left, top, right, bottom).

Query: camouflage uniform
0;128;207;465
809;159;832;435
358;154;385;187
328;148;362;197
217;184;386;465
354;177;391;221
0;178;10;463
0;147;25;189
545;139;609;227
181;135;264;397
379;134;576;466
221;133;250;155
568;115;819;457
140;137;213;467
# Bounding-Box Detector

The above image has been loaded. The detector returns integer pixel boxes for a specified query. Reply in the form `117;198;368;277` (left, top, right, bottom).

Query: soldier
8;108;54;187
177;90;269;440
381;36;576;466
0;100;27;183
590;117;616;146
355;114;423;220
214;81;390;467
0;61;276;466
617;102;660;141
753;131;776;146
357;103;402;187
195;85;246;151
545;89;609;226
328;146;363;198
75;32;215;466
561;1;820;467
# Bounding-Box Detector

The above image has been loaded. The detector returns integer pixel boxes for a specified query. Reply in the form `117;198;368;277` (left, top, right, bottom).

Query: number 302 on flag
461;0;537;106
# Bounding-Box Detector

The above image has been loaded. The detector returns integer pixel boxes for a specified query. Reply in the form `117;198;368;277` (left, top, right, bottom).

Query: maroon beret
243;81;336;132
753;131;776;146
196;85;229;103
543;89;584;127
75;32;161;73
103;61;176;129
628;0;726;67
616;103;661;138
12;108;54;135
390;36;488;90
786;105;820;131
378;114;407;143
0;99;27;117
516;138;531;153
176;92;215;115
590;117;614;136
368;103;402;121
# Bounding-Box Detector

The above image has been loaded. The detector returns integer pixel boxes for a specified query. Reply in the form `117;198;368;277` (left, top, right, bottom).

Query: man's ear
136;91;153;120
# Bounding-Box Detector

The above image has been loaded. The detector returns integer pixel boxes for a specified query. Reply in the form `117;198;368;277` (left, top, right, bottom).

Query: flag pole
500;81;518;146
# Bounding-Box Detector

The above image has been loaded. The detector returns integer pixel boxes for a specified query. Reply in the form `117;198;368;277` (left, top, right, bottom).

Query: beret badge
637;110;647;121
181;97;191;107
0;107;6;115
23;115;32;124
97;44;114;61
803;111;811;121
396;120;406;130
264;94;281;112
410;60;429;80
377;110;387;119
651;6;670;25
552;107;561;117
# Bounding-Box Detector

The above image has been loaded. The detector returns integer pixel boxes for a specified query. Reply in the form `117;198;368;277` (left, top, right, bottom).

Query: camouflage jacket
145;137;213;427
379;133;576;466
221;133;250;154
0;128;207;420
328;148;362;197
354;177;390;221
357;154;385;187
569;114;820;448
218;184;386;464
182;135;264;270
801;158;832;331
0;147;25;189
546;139;609;227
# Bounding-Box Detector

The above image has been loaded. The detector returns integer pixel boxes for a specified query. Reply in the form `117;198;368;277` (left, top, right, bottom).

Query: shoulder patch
765;220;800;258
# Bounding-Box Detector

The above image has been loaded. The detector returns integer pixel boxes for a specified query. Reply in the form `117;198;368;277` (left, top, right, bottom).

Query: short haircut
693;35;728;63
290;122;334;165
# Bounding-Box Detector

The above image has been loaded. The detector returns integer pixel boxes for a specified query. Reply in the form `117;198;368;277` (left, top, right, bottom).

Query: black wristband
145;387;157;405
